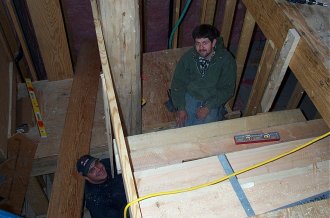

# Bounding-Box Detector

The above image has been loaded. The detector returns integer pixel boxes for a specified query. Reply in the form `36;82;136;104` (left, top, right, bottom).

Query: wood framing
90;0;141;216
221;0;237;48
98;0;142;135
261;29;300;112
244;40;278;116
200;0;217;25
287;82;304;109
227;10;255;109
47;41;100;218
242;0;330;127
171;0;181;49
25;0;73;81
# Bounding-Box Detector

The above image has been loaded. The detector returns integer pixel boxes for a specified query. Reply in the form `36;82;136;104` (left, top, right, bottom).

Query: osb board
142;47;190;131
17;79;107;159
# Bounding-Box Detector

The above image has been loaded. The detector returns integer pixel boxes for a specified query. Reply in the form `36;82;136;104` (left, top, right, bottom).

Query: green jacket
170;37;237;110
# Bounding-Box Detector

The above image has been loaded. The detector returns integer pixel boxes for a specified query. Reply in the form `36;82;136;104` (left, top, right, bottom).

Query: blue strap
218;154;255;217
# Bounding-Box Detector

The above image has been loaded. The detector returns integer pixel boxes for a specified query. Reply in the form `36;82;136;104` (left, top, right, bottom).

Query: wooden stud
25;0;73;81
242;0;330;127
47;41;100;218
90;1;142;217
5;0;38;81
101;73;114;178
244;40;278;116
227;10;255;109
97;0;142;135
200;0;217;25
220;0;237;48
286;82;304;109
261;29;300;112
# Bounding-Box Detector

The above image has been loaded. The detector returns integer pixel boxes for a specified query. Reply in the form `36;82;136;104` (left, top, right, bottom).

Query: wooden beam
25;0;73;81
5;0;38;81
128;109;306;152
129;119;328;171
244;40;278;116
98;0;141;135
227;10;255;109
200;0;217;25
242;0;330;127
90;1;141;217
134;137;329;217
47;41;100;218
261;29;300;112
0;133;37;215
220;0;237;48
287;82;304;109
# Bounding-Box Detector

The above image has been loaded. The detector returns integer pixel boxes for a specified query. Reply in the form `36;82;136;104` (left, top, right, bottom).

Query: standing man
76;154;127;218
170;24;236;127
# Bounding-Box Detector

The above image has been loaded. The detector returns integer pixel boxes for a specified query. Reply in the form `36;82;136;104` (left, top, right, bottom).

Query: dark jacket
170;37;236;110
84;159;127;218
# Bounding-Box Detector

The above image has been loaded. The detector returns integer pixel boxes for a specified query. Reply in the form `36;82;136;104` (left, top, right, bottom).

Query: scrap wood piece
261;28;301;112
0;133;37;215
47;40;100;218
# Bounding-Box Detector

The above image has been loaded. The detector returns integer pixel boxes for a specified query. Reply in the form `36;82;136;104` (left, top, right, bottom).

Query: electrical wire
168;0;193;49
124;131;330;218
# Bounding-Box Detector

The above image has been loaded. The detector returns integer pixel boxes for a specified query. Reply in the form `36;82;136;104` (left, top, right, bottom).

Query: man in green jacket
170;24;236;127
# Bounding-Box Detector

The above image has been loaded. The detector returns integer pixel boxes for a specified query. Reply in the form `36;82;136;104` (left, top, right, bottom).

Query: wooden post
220;0;237;48
227;10;255;109
261;29;300;112
200;0;217;25
97;0;142;135
286;82;304;109
244;40;278;116
90;1;142;217
172;0;181;49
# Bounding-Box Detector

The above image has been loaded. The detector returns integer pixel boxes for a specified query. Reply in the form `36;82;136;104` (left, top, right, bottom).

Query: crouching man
76;155;127;218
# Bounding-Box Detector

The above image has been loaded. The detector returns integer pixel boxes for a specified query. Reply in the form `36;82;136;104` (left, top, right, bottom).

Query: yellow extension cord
124;131;330;218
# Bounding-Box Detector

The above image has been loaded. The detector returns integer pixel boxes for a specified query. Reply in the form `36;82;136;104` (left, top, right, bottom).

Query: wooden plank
0;1;18;57
221;0;237;48
90;1;141;217
5;0;38;81
47;41;100;218
0;133;37;214
227;10;255;109
128;109;306;151
200;0;217;25
244;40;278;116
130;119;328;171
242;0;330;127
25;0;73;81
254;199;330;218
261;29;300;112
134;137;329;217
101;74;114;178
25;177;49;216
0;41;11;158
171;0;181;49
98;0;141;135
287;82;304;109
142;47;190;131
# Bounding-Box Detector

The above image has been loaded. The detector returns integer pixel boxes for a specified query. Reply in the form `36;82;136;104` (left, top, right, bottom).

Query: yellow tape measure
25;78;47;138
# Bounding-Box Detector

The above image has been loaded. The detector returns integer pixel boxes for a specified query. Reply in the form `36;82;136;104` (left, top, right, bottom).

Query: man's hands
176;110;187;127
176;106;210;127
196;106;209;119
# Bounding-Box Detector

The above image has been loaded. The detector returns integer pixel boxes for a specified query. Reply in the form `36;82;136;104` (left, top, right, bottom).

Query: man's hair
192;24;220;42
